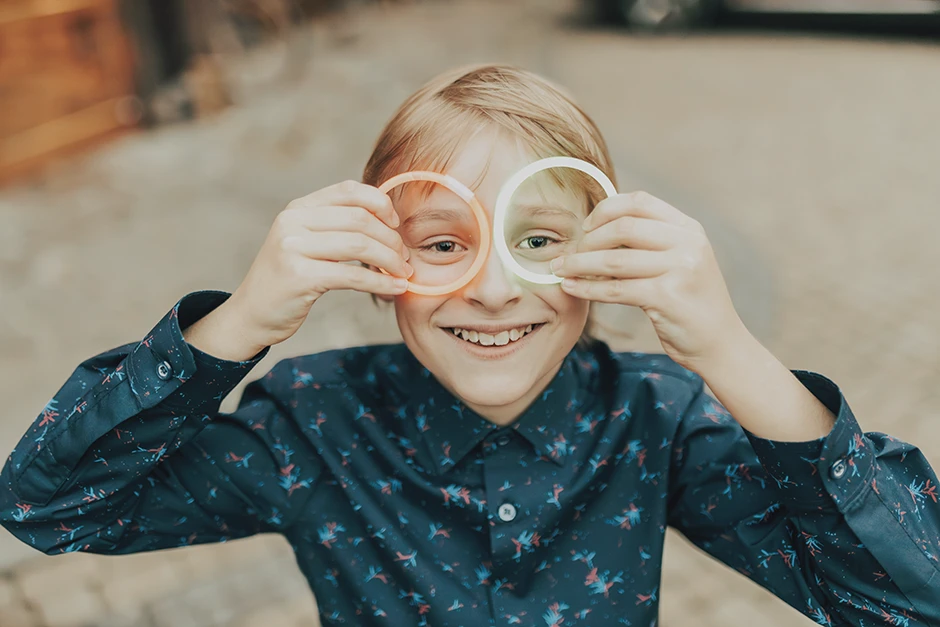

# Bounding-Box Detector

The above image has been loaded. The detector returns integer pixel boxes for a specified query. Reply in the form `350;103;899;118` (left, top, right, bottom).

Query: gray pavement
1;1;939;625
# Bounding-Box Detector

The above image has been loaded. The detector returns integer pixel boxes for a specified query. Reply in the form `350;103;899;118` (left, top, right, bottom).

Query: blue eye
420;240;466;254
519;236;558;249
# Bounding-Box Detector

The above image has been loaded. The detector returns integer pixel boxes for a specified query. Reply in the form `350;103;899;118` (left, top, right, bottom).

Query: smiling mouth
445;324;544;347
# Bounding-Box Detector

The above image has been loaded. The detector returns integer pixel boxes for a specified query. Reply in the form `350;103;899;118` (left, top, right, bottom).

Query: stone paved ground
1;1;939;625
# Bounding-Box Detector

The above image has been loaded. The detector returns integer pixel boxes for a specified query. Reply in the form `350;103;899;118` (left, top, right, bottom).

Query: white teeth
449;324;538;347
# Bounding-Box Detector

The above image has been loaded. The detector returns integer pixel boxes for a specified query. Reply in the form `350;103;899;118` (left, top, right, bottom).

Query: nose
461;239;523;312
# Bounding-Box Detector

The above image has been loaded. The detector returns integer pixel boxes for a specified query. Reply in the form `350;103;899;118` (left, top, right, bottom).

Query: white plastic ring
493;157;617;284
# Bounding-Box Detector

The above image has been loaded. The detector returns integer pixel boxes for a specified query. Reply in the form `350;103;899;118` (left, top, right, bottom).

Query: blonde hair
363;64;619;346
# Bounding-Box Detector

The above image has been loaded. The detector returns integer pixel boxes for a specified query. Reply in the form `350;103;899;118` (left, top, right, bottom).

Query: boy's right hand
206;181;412;355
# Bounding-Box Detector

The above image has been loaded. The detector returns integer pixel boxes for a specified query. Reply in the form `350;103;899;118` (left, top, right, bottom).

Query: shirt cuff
126;290;269;414
744;370;875;514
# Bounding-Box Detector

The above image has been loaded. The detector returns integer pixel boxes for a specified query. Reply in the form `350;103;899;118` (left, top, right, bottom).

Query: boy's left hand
550;191;751;373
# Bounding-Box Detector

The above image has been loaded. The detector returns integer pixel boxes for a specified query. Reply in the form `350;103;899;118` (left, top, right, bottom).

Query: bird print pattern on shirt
2;290;939;626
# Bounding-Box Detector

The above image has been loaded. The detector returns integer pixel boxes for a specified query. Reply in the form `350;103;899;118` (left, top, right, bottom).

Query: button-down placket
482;427;540;596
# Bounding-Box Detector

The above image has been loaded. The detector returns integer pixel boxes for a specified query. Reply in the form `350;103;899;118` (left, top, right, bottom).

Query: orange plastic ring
378;171;491;296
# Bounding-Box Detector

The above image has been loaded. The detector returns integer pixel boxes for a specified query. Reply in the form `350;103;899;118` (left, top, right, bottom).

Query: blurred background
1;0;939;625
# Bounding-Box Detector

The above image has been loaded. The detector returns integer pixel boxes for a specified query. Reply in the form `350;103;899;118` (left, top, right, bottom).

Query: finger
307;259;409;296
295;205;408;259
578;216;684;253
296;180;399;229
583;191;698;233
551;249;671;280
560;277;655;306
284;231;413;279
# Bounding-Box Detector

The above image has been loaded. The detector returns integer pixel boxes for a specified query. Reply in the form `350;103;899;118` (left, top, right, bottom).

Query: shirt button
496;434;511;447
156;360;173;381
497;502;517;523
830;458;847;480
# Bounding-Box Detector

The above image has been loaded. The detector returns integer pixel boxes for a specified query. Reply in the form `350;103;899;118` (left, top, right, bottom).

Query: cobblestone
2;0;939;625
0;604;37;627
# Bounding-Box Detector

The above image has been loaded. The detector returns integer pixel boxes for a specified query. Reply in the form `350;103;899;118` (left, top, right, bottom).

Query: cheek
393;295;443;331
537;288;590;329
553;288;589;314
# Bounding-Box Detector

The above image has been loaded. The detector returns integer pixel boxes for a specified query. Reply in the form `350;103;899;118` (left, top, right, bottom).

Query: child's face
391;128;590;422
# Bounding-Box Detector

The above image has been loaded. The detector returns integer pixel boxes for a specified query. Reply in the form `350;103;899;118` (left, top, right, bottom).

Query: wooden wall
0;0;140;185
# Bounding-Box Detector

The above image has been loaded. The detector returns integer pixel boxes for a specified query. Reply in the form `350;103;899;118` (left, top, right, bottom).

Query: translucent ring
378;171;491;296
493;157;618;285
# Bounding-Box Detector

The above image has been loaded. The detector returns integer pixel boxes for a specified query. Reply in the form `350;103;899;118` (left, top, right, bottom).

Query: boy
2;64;938;626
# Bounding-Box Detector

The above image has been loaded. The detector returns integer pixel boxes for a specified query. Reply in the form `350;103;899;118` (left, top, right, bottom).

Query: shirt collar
386;343;599;475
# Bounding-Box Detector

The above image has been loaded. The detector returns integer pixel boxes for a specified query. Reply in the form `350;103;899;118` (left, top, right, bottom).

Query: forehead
397;128;583;214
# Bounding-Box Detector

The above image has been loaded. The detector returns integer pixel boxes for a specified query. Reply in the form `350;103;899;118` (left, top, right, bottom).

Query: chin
400;315;583;415
446;368;537;409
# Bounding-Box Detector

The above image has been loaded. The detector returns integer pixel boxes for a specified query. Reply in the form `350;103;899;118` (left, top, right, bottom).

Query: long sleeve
0;291;323;555
667;370;940;626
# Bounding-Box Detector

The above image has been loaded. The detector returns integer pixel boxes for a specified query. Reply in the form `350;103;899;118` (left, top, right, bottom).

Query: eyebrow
401;207;475;229
511;204;580;220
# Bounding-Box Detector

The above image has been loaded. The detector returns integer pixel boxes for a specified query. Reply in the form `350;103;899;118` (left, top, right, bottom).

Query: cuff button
830;458;847;480
156;360;173;381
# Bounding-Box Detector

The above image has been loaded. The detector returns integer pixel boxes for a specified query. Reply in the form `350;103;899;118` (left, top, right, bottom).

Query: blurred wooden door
0;0;140;185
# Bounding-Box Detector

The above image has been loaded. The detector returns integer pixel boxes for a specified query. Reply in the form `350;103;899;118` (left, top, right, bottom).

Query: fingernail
550;257;565;273
405;264;414;278
562;278;577;289
392;213;401;228
394;279;409;290
402;247;410;261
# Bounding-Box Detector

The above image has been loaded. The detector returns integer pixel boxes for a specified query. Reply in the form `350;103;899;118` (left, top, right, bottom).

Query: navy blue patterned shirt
2;291;939;626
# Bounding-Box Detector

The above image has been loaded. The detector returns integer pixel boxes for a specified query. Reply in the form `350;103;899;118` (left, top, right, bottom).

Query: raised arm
668;372;940;626
2;180;412;555
0;291;320;554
